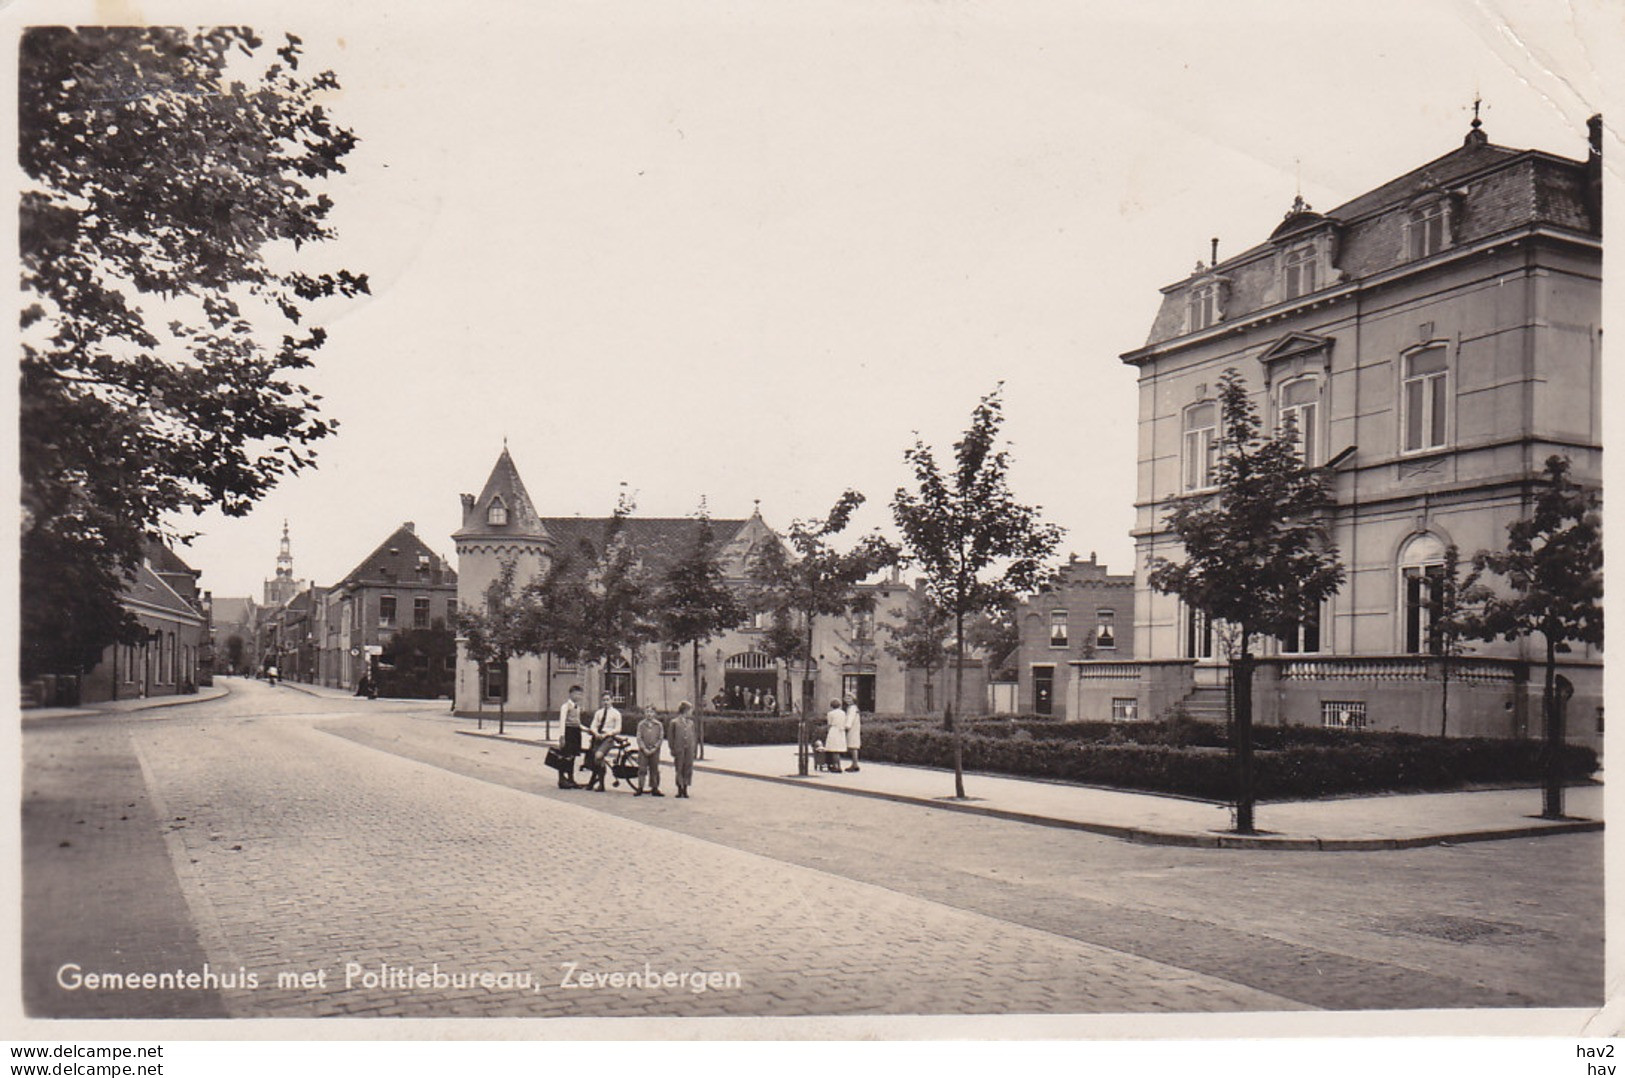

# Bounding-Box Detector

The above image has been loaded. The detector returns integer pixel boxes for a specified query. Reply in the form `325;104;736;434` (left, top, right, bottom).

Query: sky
11;0;1620;600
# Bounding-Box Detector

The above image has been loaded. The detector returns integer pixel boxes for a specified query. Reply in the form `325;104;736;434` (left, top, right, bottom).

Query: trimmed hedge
855;725;1597;801
699;712;1599;799
700;715;801;746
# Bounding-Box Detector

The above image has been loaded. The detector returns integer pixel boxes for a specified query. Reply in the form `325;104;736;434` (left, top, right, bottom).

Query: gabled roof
211;597;255;625
337;524;457;589
454;448;548;541
122;561;205;623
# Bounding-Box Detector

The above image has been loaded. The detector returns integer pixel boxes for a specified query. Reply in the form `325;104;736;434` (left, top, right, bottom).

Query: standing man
843;692;862;771
557;684;585;789
669;702;697;798
634;709;665;797
584;690;622;792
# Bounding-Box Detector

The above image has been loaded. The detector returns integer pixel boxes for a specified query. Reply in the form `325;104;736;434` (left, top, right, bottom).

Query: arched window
1283;244;1317;299
1183;402;1218;491
486;496;508;526
1399;532;1448;654
1402;346;1449;452
1279;377;1320;466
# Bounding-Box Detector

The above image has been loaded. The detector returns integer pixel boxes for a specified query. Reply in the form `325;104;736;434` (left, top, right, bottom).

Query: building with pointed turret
451;449;934;720
1105;113;1602;742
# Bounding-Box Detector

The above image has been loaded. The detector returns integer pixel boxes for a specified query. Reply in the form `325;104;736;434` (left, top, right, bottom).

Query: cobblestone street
22;680;1603;1020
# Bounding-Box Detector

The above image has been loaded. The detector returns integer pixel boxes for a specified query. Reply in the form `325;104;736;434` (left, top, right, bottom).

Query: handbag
544;747;568;771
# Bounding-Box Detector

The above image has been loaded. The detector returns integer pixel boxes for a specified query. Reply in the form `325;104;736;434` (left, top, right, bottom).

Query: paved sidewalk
22;683;230;723
459;728;1603;850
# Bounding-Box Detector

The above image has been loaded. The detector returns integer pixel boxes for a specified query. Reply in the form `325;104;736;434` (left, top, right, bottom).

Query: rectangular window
1183;403;1218;491
1184;607;1214;660
413;597;431;629
1049;611;1069;648
1403;348;1449;452
1111;697;1139;722
1284;247;1316;299
447;598;458;624
1096;610;1116;649
1409;204;1446;259
1280;605;1322;655
660;646;682;675
1189;285;1218;331
379;596;397;628
1403;565;1446;654
853;608;875;643
1321;700;1367;730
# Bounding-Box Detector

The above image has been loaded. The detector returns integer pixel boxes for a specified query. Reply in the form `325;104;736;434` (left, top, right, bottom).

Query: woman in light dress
823;699;848;774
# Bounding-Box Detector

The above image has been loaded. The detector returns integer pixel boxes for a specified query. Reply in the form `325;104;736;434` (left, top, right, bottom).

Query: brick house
322;523;459;693
1013;553;1135;719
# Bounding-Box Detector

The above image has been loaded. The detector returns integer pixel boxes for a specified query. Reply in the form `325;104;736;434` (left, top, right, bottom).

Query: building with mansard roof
1105;113;1602;742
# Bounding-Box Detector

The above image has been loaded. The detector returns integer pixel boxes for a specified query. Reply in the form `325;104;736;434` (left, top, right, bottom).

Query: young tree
1469;455;1602;819
458;558;533;734
892;386;1064;799
1146;369;1344;834
1427;544;1486;738
517;543;595;734
751;493;898;776
659;511;747;758
581;491;659;704
882;595;954;716
20;28;367;680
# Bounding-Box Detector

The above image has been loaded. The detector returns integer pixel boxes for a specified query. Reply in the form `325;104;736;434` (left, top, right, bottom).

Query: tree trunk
544;652;554;741
1439;656;1450;739
497;656;506;736
1232;638;1255;834
693;639;705;761
1543;633;1563;819
952;611;966;799
798;618;814;776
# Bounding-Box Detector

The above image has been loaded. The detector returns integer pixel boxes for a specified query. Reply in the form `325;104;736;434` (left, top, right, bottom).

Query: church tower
263;520;301;607
452;447;555;716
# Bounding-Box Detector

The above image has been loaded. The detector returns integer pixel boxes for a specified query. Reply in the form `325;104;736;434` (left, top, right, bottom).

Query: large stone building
451;449;942;720
1107;114;1602;742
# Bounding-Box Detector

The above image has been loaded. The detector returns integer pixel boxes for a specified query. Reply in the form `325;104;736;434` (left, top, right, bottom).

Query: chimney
1210;237;1219;265
1587;114;1603;233
403;521;415;534
459;493;475;523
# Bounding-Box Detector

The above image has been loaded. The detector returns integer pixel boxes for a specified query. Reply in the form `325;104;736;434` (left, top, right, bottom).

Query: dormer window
1283;244;1317;299
1189;283;1219;331
487;497;508;526
1407;201;1449;259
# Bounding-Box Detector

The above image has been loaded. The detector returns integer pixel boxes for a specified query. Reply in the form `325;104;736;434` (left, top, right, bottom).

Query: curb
21;685;231;721
452;730;1604;851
